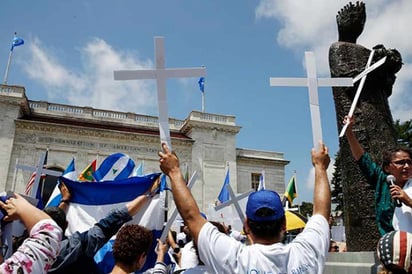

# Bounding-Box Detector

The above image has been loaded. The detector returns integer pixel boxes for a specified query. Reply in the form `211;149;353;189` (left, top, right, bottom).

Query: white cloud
256;0;412;123
22;37;158;114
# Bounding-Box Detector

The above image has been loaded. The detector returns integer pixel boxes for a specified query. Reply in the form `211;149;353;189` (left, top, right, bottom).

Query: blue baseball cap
246;190;285;222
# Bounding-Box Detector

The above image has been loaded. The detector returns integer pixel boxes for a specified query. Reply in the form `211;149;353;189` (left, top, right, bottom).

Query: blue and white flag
60;173;164;273
93;153;135;182
11;35;24;51
46;158;77;207
217;163;230;203
257;170;265;191
198;77;205;93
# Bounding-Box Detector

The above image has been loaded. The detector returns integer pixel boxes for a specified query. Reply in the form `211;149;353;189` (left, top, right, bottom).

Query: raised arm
159;143;207;243
311;142;332;220
344;115;364;161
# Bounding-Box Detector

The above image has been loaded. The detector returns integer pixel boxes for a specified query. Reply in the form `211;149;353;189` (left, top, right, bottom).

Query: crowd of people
0;116;410;273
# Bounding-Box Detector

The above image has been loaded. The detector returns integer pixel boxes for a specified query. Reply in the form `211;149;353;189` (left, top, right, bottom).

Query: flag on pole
198;77;205;93
93;153;135;182
78;159;97;182
25;172;45;195
217;163;230;203
11;34;24;51
284;175;298;206
46;158;77;207
257;170;265;191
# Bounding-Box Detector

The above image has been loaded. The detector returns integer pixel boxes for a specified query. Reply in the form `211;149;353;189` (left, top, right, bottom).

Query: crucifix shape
159;171;198;242
270;51;353;149
15;152;62;198
339;50;386;137
114;36;206;150
214;185;253;225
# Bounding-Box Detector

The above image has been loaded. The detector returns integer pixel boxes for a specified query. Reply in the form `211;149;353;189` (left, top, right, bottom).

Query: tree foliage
394;119;412;149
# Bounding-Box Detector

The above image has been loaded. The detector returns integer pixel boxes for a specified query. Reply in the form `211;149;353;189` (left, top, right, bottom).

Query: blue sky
1;0;411;203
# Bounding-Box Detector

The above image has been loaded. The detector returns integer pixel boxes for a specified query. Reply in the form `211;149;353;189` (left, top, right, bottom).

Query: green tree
394;119;412;148
299;201;313;218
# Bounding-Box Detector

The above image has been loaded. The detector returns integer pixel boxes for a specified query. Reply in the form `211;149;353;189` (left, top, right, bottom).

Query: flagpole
202;88;205;112
3;50;13;84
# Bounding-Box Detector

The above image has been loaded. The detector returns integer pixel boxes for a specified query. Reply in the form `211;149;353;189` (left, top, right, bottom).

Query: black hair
382;147;412;171
43;206;68;232
247;208;285;240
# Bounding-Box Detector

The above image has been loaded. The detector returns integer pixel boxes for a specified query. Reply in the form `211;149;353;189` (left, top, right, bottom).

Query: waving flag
257;170;265;191
60;173;163;273
11;34;24;51
93;153;135;182
284;175;298;206
78;159;97;182
217;163;230;203
130;161;144;177
198;77;205;93
46;158;76;207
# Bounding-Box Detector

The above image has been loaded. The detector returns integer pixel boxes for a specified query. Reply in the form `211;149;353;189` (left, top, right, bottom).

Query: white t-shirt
180;241;199;269
392;179;412;232
198;214;330;274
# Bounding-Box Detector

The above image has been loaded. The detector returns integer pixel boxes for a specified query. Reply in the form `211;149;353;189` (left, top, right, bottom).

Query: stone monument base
325;252;381;274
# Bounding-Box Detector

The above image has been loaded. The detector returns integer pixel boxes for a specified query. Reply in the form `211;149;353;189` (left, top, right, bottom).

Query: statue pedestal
325;252;381;274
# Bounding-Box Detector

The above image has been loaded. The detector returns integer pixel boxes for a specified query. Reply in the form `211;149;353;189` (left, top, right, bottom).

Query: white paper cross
270;51;353;149
214;186;253;224
114;36;206;150
339;50;387;137
15;152;62;198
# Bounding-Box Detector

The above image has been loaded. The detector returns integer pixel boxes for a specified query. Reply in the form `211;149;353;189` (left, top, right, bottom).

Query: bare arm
311;142;332;220
0;193;52;232
159;143;207;243
344;115;364;161
126;177;159;216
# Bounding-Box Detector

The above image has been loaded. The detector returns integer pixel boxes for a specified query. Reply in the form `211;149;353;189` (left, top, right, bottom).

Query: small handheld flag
217;163;230;203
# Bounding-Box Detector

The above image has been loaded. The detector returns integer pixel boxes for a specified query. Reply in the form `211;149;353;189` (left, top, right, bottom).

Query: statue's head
336;1;366;43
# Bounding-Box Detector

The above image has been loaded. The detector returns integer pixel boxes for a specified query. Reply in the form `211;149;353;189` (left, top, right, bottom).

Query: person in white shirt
159;141;331;274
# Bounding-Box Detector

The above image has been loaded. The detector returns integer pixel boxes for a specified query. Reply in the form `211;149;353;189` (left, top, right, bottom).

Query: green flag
284;175;297;205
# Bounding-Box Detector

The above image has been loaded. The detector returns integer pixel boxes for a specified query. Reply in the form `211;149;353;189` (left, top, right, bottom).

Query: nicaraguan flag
46;158;77;207
217;164;230;203
60;173;164;273
11;35;24;51
93;153;135;182
198;77;205;93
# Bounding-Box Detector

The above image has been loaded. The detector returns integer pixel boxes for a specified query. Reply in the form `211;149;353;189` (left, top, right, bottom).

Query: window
251;173;261;191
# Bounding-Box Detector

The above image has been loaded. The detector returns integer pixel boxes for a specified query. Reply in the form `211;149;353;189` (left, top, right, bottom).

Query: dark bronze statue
329;1;402;251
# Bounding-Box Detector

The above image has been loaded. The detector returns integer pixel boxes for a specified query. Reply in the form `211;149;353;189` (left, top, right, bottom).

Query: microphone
386;175;402;207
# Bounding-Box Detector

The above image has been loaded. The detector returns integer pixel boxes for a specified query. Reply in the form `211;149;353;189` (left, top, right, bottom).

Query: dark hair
43;206;68;232
382;147;412;171
247;208;285;239
113;224;153;267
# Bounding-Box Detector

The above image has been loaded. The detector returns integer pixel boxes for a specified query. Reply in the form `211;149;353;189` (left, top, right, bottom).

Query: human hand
0;193;30;222
389;184;411;206
343;115;355;131
155;238;169;256
59;182;71;201
311;141;330;170
158;143;181;176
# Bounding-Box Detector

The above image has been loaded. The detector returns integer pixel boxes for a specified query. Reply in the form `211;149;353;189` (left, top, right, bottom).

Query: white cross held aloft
270;51;353;149
14;152;62;198
214;185;253;225
114;36;206;150
338;50;387;137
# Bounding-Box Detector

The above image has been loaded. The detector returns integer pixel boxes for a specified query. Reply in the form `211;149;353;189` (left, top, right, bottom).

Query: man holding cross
159;141;331;273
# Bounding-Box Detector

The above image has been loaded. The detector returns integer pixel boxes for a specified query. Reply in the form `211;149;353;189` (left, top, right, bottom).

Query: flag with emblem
93;153;135;182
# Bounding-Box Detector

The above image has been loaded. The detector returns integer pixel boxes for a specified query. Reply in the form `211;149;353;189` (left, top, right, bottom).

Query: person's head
112;224;153;272
329;240;339;252
377;230;412;274
245;190;286;243
382;147;412;185
43;206;68;232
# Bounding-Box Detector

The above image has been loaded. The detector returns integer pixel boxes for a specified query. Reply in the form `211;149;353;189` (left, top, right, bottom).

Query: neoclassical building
0;84;289;212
